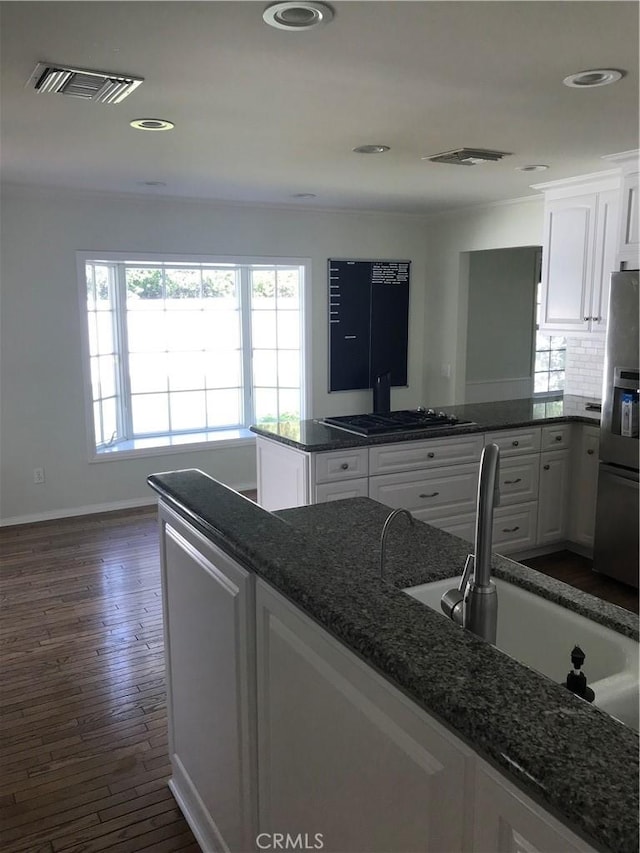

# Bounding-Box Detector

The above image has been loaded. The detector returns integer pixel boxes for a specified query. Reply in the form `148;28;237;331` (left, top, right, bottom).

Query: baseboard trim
0;482;258;528
169;755;228;853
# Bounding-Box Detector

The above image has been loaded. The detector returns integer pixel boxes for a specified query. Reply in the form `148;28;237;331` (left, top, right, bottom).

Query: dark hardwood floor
0;505;637;852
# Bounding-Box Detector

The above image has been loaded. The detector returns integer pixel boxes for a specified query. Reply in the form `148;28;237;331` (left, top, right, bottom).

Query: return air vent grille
426;148;512;166
29;62;143;104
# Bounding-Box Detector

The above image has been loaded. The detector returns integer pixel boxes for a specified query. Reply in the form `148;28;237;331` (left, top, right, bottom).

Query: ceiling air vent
425;148;512;166
28;62;143;104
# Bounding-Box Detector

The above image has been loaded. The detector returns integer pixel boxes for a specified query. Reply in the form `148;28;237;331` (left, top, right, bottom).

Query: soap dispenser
564;645;595;703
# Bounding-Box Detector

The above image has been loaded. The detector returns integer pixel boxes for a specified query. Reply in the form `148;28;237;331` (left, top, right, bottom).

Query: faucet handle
440;554;474;625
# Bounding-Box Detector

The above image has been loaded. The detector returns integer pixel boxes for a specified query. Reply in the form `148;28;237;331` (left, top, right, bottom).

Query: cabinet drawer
369;463;478;521
492;502;538;554
498;454;540;506
314;448;369;483
369;434;484;476
485;428;541;457
315;478;369;503
541;423;572;451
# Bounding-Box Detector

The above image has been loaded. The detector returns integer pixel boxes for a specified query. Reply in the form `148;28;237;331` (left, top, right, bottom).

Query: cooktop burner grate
322;409;473;436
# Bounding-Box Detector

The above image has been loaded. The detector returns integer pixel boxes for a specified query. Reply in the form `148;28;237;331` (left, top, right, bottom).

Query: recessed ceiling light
130;118;174;131
517;164;549;172
292;192;317;198
263;1;333;30
353;145;390;154
563;69;624;88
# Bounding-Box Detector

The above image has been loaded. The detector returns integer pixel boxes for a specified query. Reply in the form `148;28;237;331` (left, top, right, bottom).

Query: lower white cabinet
473;762;597;853
256;579;473;853
158;503;258;853
570;425;600;548
493;501;539;553
537;448;572;545
315;477;369;502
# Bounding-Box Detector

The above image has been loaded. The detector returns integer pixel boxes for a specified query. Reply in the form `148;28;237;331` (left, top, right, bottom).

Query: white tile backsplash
564;336;605;399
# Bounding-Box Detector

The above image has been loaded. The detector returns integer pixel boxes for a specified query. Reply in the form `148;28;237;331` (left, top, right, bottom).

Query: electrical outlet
33;467;45;484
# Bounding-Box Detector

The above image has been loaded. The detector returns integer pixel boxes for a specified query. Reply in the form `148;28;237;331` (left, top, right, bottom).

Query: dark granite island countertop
250;394;601;451
148;469;638;853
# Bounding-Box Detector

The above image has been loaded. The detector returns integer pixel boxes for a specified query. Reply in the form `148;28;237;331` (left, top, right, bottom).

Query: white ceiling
1;1;638;215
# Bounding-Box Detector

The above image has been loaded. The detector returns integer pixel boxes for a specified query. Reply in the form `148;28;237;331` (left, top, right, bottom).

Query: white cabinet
619;170;639;267
316;478;369;503
570;424;600;549
158;503;258;853
256;579;473;853
538;448;572;545
536;175;620;335
473;762;597;853
257;436;310;510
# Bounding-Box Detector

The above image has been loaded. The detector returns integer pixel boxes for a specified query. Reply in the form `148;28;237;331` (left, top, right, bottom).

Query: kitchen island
148;469;638;853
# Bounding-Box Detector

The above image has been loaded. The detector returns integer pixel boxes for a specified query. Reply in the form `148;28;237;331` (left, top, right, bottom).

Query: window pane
535;351;550;372
127;311;167;352
252;270;276;303
168;352;204;391
203;270;238;301
131;393;170;434
129;353;168;393
95;266;110;304
252;311;277;348
278;389;300;420
165;269;201;300
276;269;299;306
96;312;115;353
93;401;103;445
534;373;550;393
99;355;117;399
277;311;300;349
86;267;96;310
278;350;300;388
126;267;164;302
207;389;242;427
170;391;206;431
549;349;566;370
101;397;117;444
253;350;278;387
548;371;565;391
90;357;101;399
204;351;242;388
536;334;550;351
87;314;99;356
550;336;567;348
208;311;241;350
254;388;279;423
166;311;204;350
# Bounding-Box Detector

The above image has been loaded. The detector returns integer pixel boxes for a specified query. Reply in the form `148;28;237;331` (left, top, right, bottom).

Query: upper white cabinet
536;173;621;335
603;149;640;269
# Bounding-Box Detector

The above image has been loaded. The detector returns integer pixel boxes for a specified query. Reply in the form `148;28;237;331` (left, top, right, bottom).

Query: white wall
0;187;430;523
422;196;544;404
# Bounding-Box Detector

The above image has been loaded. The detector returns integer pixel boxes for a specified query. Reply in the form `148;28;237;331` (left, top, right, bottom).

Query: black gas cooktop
321;409;473;436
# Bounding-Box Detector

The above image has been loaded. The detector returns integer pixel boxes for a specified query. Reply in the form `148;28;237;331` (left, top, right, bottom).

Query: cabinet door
619;171;639;266
256;436;310;510
256;580;472;853
159;505;257;853
473;762;598;853
590;188;620;330
540;195;597;332
537;449;572;545
570;426;600;549
315;477;369;503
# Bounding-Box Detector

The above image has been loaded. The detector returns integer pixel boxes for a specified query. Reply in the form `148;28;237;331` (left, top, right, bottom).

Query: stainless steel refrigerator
593;270;639;588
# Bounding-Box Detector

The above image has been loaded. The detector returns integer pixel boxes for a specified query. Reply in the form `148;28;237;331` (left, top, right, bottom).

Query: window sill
91;428;255;462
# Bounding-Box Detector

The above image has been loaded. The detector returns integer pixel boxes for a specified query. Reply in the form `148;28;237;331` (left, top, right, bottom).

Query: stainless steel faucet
379;508;414;580
441;443;500;643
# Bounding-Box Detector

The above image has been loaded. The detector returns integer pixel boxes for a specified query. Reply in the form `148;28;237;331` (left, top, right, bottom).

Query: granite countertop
147;469;638;853
250;394;602;451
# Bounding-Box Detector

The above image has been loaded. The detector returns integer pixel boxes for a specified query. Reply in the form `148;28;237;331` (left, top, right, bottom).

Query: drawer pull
340;463;349;470
543;464;550;470
504;478;522;485
554;435;562;442
427;452;435;459
587;449;595;455
419;491;440;499
512;440;519;447
502;526;520;533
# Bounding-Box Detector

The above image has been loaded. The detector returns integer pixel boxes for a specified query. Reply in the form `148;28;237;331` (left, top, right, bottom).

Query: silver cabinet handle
512;440;519;447
543;464;550;470
340;463;349;470
504;478;522;485
554;435;562;442
419;491;439;498
584;316;590;321
502;526;520;533
427;451;435;459
587;449;595;455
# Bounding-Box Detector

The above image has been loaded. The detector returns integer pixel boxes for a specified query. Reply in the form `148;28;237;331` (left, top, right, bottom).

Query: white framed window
78;253;310;458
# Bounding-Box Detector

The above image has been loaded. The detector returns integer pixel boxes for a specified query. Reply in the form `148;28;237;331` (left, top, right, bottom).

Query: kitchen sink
404;576;639;731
